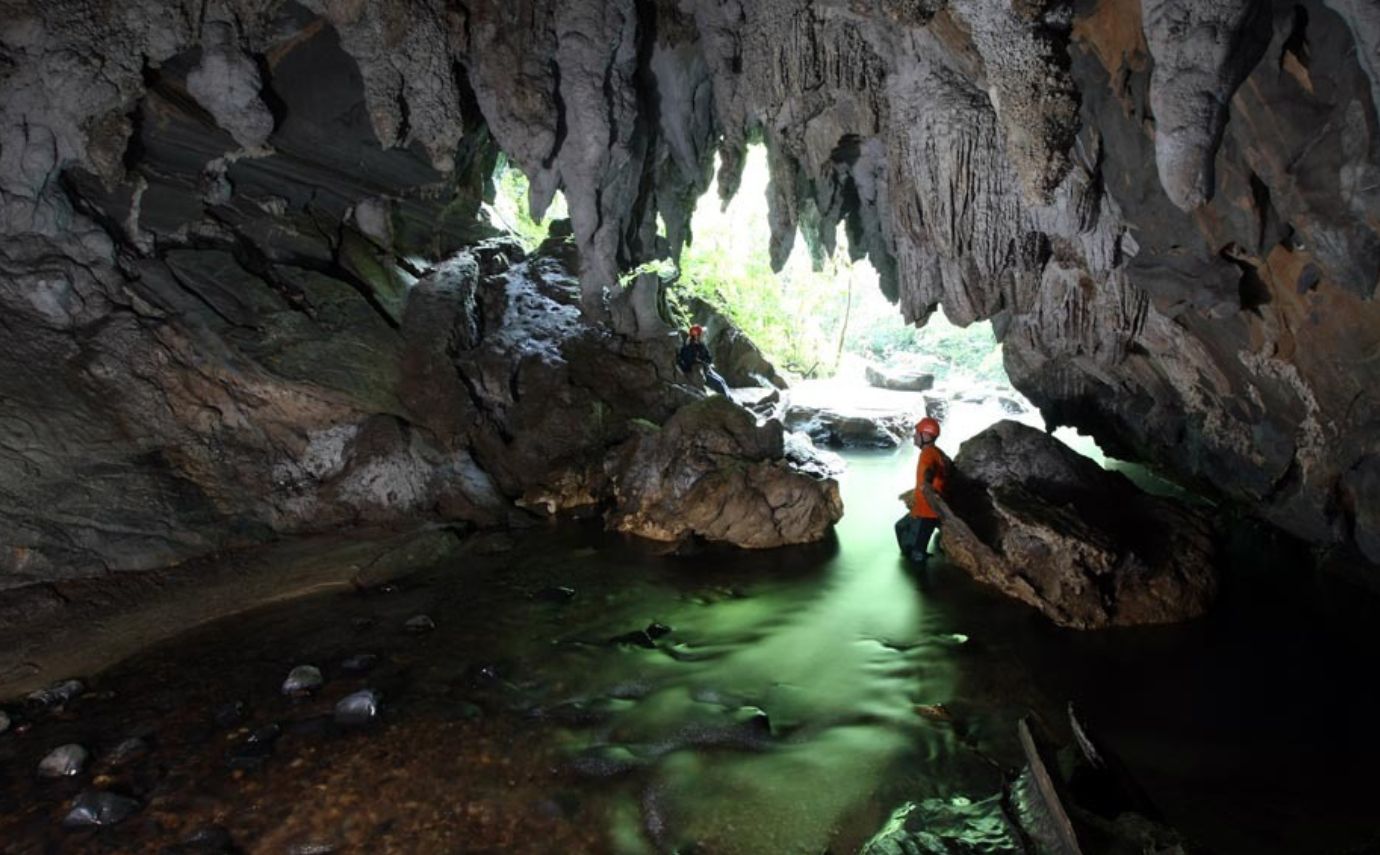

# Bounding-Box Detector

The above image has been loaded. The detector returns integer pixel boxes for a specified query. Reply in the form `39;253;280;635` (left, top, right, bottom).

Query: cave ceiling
2;0;1380;571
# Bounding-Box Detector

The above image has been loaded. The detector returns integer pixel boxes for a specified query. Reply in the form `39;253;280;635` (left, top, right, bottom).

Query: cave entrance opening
483;146;1120;468
673;144;1054;462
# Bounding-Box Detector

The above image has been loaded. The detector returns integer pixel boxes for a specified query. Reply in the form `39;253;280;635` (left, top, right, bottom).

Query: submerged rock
936;421;1218;628
605;397;842;548
227;724;281;771
405;614;436;633
172;825;237;852
569;744;648;778
62;790;140;829
340;653;379;673
28;679;85;709
104;737;150;767
213;701;246;729
334;690;380;726
531;585;577;603
38;744;89;778
0;708;10;734
281;665;324;696
861;796;1026;855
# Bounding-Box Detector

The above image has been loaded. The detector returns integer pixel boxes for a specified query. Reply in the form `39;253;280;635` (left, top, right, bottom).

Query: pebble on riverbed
27;678;85;710
104;737;150;767
227;723;281;771
334;689;380;726
38;744;89;778
62;790;140;829
340;653;378;673
405;614;436;633
281;665;324;696
213;701;246;729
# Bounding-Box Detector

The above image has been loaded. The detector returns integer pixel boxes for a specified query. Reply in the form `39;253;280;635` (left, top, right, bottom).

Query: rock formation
604;397;842;547
936;421;1218;628
686;297;789;389
2;0;1380;594
865;362;936;392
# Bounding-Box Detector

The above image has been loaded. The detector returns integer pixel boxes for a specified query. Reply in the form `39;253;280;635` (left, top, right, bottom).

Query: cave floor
2;453;1379;854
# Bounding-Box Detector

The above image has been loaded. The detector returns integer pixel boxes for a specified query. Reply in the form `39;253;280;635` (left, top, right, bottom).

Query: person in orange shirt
895;417;947;565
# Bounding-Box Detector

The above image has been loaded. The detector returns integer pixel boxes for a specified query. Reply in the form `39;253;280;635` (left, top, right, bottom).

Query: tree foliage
490;147;1006;386
675;147;1005;384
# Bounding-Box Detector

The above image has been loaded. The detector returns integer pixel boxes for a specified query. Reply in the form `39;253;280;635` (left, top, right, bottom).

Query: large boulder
604;398;842;548
687;298;787;389
935;421;1218;629
784;403;913;449
865;362;935;392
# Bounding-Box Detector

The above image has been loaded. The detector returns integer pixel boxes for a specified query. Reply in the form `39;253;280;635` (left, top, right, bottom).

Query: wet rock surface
62;790;141;829
784;402;913;449
937;421;1219;628
333;690;380;727
37;743;89;778
604;398;843;548
0;0;1376;596
865;363;936;393
280;666;323;697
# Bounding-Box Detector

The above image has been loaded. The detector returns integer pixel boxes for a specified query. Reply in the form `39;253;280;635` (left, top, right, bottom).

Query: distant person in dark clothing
677;324;730;396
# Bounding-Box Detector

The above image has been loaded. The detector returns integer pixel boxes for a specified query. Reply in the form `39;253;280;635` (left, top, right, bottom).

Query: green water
2;448;1378;853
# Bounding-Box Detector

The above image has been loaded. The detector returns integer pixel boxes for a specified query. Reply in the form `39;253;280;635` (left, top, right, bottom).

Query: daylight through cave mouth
3;1;1380;851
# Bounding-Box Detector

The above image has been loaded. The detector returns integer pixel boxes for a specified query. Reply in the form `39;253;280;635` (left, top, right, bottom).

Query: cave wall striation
2;0;1380;584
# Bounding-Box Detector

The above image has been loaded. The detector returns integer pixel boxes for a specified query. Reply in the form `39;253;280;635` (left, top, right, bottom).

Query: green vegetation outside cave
487;148;1006;387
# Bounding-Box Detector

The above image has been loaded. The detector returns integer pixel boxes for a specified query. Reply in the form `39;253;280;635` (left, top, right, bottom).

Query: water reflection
2;448;1378;853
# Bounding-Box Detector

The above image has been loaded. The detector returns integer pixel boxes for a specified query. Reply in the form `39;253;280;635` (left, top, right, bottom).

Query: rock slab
605;398;842;548
936;421;1218;629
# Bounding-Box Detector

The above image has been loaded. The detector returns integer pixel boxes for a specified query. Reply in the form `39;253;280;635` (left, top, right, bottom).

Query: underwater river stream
2;447;1380;853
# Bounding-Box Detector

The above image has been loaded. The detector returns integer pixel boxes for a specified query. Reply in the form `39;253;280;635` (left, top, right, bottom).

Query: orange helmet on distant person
916;417;941;439
689;324;704;339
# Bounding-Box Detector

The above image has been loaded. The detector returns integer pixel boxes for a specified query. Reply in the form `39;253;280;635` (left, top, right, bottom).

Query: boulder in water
783;430;846;480
783;402;912;449
865;362;936;392
604;397;842;548
936;421;1218;628
281;665;324;696
27;679;85;709
39;744;89;778
334;690;380;726
62;790;140;829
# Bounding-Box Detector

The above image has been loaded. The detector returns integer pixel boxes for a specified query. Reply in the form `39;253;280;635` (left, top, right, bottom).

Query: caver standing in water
676;324;731;397
896;417;948;565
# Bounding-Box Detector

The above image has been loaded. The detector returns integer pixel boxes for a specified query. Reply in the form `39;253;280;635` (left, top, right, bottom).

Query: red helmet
688;324;704;338
916;417;941;439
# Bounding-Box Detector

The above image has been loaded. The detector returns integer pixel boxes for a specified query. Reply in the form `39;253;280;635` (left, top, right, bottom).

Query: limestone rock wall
3;0;1380;578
